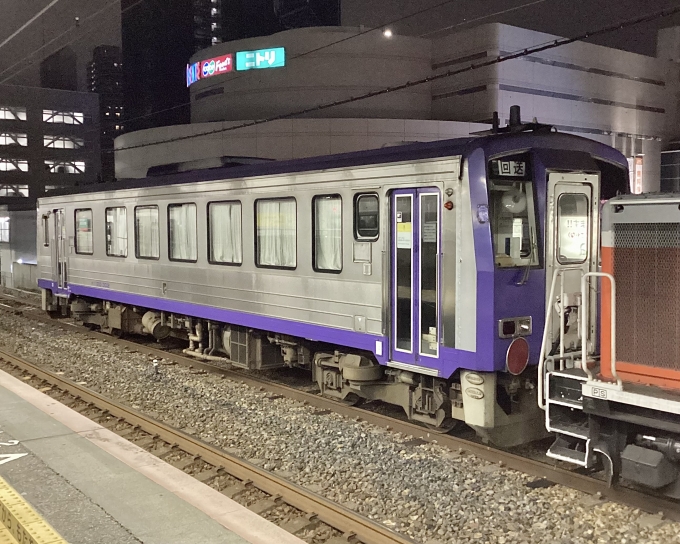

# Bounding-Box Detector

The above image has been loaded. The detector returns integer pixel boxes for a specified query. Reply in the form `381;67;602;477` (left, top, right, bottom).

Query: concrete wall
10;263;38;291
0;210;38;290
115;118;486;179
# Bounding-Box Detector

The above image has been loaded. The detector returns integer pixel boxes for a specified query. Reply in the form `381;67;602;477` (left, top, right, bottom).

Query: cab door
545;173;599;358
391;189;441;365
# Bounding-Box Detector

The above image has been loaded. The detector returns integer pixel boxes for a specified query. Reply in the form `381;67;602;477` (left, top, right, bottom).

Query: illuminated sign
187;48;285;87
186;54;233;87
236;48;286;71
186;62;200;87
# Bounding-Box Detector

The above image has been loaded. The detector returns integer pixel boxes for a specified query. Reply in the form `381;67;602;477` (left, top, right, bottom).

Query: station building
115;22;680;194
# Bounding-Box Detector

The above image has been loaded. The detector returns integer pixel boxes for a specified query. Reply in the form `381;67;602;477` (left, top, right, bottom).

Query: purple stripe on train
38;279;482;377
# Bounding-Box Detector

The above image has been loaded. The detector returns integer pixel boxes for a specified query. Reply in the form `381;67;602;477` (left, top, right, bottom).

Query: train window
354;193;379;240
135;206;160;260
208;201;242;265
313;195;342;273
488;181;539;268
255;198;296;269
105;207;127;258
557;194;589;264
168;203;197;262
75;209;93;255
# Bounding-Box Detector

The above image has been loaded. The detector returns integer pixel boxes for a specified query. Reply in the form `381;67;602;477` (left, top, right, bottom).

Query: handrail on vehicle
538;266;587;410
581;272;621;388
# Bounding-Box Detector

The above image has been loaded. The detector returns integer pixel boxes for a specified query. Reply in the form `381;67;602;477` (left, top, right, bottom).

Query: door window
419;193;439;357
557;193;589;264
394;195;413;352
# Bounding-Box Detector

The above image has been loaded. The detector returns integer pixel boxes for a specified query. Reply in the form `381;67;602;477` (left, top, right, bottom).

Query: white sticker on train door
397;222;412;249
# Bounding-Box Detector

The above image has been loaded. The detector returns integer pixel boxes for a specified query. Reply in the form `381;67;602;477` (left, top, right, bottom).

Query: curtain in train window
314;195;342;272
135;206;160;259
105;207;127;257
256;198;296;268
75;209;93;254
168;203;197;261
209;201;242;264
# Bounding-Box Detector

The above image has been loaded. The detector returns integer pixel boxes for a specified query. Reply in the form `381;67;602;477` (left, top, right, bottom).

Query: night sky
342;0;680;56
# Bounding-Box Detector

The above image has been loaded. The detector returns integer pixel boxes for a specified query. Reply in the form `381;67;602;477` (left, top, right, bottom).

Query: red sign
201;54;233;79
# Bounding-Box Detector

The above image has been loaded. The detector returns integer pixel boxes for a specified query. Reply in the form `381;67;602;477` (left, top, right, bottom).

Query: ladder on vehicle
538;269;617;467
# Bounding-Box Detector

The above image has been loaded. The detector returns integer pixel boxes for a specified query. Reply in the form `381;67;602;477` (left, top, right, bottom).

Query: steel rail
0;347;415;544
3;293;680;522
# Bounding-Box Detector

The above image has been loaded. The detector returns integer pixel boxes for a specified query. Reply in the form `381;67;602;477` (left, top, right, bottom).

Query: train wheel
424;418;460;434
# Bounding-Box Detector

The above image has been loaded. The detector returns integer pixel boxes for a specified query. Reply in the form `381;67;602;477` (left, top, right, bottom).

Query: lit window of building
0;159;28;172
44;135;85;149
44;160;86;174
0;186;28;198
0;133;28;146
0;107;27;121
42;110;85;125
0;217;8;242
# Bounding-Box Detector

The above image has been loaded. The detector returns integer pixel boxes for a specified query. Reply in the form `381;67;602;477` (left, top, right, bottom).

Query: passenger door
53;209;68;288
390;189;440;365
545;173;599;358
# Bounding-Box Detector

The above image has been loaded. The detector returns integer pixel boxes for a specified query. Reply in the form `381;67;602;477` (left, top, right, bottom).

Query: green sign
236;48;286;71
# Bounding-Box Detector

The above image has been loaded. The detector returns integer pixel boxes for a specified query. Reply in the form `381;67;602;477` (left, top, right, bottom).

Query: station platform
0;368;304;544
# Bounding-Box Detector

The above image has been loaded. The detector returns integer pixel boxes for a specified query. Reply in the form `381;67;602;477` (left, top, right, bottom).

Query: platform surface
0;368;304;544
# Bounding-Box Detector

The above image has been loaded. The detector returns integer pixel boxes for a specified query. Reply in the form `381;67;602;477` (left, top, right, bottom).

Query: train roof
41;130;627;200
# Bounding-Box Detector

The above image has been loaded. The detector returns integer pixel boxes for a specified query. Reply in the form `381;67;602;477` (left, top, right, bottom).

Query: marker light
506;337;529;375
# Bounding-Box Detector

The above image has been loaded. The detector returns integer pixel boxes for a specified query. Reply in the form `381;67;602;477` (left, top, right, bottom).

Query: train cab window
354;193;379;240
488;157;539;268
135;206;160;259
75;209;93;254
557;194;589;264
255;198;296;269
168;203;197;262
105;207;127;257
208;201;242;265
313;195;342;272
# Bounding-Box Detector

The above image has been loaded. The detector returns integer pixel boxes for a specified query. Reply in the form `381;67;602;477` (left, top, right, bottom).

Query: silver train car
37;120;629;446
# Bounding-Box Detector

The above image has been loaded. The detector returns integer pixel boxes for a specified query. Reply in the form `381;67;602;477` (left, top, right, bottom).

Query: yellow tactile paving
0;478;67;544
0;525;18;544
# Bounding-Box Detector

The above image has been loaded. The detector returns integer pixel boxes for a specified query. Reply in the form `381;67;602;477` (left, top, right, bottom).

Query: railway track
1;290;680;527
0;346;415;544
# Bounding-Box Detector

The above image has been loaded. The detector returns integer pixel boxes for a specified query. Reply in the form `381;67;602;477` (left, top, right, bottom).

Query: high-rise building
121;0;193;132
120;0;340;133
40;47;78;92
88;46;124;182
274;0;341;29
193;0;223;52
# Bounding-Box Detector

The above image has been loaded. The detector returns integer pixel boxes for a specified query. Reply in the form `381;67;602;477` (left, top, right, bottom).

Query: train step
546;434;591;467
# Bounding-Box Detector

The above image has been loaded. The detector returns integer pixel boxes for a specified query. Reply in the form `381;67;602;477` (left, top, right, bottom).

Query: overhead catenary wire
0;0;138;85
0;0;64;52
419;0;552;38
111;5;680;154
77;0;467;131
0;0;554;141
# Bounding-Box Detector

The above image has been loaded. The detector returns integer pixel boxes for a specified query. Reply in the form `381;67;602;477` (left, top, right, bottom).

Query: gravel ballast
0;306;678;543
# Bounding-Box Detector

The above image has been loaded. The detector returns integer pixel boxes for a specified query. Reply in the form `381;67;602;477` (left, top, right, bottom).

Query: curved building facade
116;24;680;191
188;27;432;123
